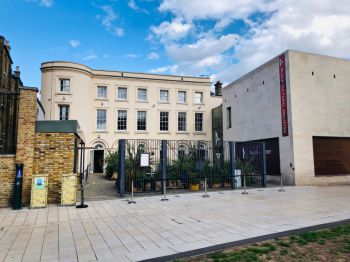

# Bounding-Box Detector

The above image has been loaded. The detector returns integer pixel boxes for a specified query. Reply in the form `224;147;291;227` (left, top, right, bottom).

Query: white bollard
161;180;169;201
278;174;285;192
128;180;136;204
202;178;209;198
241;173;248;195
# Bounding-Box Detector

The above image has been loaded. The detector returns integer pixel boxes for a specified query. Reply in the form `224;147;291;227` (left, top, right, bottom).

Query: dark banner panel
237;138;281;176
313;137;350;176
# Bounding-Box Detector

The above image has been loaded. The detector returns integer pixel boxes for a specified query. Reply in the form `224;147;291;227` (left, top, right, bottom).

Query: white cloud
69;40;80;48
82;52;98;60
150;18;192;42
151;0;350;84
149;65;178;74
125;53;141;58
40;0;53;7
27;0;53;7
166;34;238;62
147;52;160;60
98;5;124;37
128;0;149;14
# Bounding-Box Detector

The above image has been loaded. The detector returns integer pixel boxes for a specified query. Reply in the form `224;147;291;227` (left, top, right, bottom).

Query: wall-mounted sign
279;54;289;137
31;175;48;208
140;153;150;167
34;177;46;190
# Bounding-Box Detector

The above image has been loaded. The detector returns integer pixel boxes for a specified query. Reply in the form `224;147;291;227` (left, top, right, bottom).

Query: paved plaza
1;186;350;262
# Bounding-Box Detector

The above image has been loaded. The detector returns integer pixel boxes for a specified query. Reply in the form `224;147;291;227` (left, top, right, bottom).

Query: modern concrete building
41;61;222;172
223;50;350;186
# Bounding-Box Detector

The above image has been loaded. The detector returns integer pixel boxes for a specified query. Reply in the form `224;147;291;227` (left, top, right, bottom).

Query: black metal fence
0;91;19;154
116;139;267;196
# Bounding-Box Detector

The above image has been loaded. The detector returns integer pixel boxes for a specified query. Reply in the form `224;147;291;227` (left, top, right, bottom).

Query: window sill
55;92;72;96
0;154;16;158
116;99;128;102
95;98;108;101
194;131;206;135
158;131;171;134
94;130;108;133
177;102;188;105
158;101;170;104
176;131;189;134
135;131;149;134
137;100;149;103
115;130;129;134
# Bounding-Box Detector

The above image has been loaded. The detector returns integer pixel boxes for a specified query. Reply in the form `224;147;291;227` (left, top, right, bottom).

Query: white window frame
137;111;147;131
60;79;70;92
59;105;69;120
137;88;148;102
159;89;169;103
117;87;127;101
194;112;204;132
178;112;187;131
97;86;107;99
117;110;127;131
194;91;204;104
96;109;107;131
177;90;186;104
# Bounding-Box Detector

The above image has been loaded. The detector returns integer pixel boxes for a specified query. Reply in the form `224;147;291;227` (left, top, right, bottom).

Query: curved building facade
41;62;222;172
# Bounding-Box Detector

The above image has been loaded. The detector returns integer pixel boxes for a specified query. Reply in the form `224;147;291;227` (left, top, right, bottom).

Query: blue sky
1;0;350;88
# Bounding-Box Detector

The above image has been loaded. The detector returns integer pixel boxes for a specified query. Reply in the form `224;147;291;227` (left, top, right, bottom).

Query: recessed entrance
93;143;104;173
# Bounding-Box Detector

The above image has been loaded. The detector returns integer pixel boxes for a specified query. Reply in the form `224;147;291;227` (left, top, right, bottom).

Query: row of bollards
127;174;286;204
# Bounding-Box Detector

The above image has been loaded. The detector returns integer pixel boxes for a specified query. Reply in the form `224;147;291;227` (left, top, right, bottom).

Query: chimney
0;36;4;47
214;81;222;96
14;66;20;78
5;40;10;52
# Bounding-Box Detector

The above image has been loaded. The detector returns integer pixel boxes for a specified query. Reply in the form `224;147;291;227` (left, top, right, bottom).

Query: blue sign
16;169;22;178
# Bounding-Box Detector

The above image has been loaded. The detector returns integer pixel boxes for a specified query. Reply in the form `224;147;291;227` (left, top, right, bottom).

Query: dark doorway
94;150;104;173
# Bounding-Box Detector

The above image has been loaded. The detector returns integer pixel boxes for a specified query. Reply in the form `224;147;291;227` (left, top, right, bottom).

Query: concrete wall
223;50;350;186
41;62;222;155
289;51;350;185
222;52;295;185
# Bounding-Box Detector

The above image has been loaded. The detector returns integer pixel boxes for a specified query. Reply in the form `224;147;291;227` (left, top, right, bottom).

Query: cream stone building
223;50;350;186
41;61;222;172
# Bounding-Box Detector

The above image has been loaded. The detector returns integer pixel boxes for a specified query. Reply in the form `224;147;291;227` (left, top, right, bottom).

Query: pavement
77;173;117;202
1;186;350;261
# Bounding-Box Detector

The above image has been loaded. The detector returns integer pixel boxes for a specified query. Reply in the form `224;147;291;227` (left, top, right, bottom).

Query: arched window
178;144;186;159
197;143;207;160
94;143;104;150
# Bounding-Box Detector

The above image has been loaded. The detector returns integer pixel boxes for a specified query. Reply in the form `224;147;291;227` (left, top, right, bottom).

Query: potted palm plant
104;150;118;180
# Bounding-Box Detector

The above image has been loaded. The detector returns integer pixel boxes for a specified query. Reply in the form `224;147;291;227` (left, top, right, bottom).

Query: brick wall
0;156;15;207
33;133;77;204
15;88;37;205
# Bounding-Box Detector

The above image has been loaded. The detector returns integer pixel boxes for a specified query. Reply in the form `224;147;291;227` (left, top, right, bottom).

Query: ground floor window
195;113;203;132
178;112;186;131
59;105;69;120
137;111;147;131
117;110;127;130
160;112;169;131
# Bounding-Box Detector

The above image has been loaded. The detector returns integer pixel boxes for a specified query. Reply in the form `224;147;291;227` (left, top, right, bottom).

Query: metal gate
117;139;266;196
235;141;266;187
0;90;19;154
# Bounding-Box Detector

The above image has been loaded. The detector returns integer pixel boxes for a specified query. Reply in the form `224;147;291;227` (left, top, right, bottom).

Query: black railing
0;91;19;154
117;139;266;195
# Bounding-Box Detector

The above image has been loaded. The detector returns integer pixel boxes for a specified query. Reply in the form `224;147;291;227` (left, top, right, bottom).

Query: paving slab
0;186;350;261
